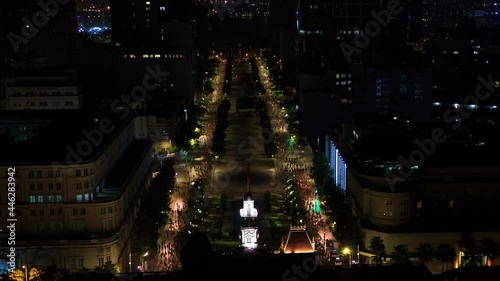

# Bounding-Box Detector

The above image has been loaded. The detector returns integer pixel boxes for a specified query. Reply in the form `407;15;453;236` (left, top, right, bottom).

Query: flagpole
246;164;250;192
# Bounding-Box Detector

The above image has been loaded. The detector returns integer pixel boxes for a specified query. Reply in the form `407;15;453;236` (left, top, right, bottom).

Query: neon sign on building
329;141;347;191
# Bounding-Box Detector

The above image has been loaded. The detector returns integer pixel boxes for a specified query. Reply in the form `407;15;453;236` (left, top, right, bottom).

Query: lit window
30;196;36;203
160;6;165;11
448;200;454;208
143;54;149;58
145;1;150;4
416;201;422;209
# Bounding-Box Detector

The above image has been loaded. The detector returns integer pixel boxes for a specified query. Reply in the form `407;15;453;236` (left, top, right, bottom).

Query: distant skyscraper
110;0;168;50
110;0;195;50
297;0;388;71
296;0;419;72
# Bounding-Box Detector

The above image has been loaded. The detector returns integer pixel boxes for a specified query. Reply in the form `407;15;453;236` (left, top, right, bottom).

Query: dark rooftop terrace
105;139;152;188
0;110;134;165
350;123;500;168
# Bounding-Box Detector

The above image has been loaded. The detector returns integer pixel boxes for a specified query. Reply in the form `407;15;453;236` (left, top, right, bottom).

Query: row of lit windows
124;54;185;59
298;30;323;35
76;193;92;202
382;211;409;217
29;182;92;191
27;193;96;203
335;74;352;79
12;101;74;107
416;200;456;208
29;195;63;203
10;91;75;96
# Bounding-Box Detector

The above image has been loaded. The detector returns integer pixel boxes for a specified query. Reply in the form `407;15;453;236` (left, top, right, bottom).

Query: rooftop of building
332;117;500;193
341;118;500;168
103;139;152;190
0;109;134;165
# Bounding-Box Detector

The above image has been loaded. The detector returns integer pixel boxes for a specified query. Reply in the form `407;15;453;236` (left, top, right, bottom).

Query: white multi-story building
325;117;500;273
0;72;83;110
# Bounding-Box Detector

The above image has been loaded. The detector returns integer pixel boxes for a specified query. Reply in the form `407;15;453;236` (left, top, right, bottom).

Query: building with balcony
0;110;152;273
325;116;500;272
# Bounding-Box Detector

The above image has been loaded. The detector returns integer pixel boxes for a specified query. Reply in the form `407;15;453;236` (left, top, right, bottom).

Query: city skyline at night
1;0;500;280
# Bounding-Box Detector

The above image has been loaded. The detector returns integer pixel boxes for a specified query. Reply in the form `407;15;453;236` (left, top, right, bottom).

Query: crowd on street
256;57;336;256
152;55;338;271
154;57;227;271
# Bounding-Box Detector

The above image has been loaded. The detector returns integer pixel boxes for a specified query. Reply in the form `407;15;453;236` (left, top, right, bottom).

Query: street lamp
342;247;351;266
141;252;149;271
22;265;28;281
